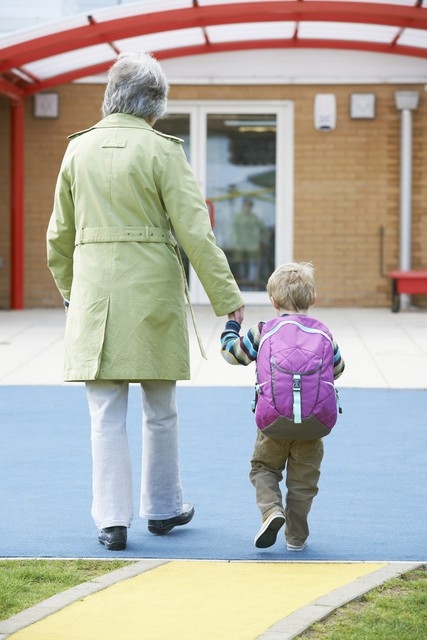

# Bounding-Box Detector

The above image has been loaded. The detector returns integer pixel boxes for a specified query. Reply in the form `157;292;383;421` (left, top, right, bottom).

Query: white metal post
394;91;419;310
399;108;413;273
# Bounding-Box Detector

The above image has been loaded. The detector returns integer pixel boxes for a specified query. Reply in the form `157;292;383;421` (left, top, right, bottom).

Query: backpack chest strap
293;374;302;423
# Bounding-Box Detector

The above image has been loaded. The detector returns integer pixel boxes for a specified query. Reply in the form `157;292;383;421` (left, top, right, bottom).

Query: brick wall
291;84;401;307
0;81;425;308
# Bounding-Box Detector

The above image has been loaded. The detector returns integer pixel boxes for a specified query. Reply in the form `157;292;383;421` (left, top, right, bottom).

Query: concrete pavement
1;305;427;388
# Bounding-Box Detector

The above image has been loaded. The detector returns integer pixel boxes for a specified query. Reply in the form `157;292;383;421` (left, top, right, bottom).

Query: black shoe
148;503;195;535
98;526;127;551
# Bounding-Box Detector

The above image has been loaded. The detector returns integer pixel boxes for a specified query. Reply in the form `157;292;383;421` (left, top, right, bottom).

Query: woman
47;52;244;551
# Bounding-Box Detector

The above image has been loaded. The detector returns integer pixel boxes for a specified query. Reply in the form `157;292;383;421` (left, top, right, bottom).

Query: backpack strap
259;319;334;350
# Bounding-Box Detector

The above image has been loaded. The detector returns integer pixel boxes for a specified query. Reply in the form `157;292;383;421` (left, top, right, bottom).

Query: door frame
166;100;294;304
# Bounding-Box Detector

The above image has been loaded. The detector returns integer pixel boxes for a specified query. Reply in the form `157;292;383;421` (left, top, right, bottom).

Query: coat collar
94;113;152;130
68;114;183;143
68;113;150;139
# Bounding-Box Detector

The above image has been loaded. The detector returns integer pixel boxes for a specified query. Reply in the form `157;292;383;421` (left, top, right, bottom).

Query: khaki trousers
250;430;324;547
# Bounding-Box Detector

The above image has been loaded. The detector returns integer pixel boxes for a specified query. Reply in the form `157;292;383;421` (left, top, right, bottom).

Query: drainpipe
394;91;419;310
10;99;25;310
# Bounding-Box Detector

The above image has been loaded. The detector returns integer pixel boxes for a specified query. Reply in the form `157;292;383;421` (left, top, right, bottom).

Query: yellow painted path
8;561;387;640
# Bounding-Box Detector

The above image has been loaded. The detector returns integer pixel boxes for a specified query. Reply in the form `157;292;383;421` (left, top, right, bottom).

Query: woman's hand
228;306;245;325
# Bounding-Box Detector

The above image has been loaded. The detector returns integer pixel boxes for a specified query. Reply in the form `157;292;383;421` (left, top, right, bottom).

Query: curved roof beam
2;2;426;67
14;38;427;99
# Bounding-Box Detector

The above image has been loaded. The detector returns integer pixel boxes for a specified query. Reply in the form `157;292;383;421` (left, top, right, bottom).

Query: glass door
204;111;277;297
158;101;293;304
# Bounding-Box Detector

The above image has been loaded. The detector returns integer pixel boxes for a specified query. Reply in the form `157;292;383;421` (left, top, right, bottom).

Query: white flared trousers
86;380;183;529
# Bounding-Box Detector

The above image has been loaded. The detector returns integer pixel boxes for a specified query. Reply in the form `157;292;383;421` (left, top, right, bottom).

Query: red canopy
1;0;426;100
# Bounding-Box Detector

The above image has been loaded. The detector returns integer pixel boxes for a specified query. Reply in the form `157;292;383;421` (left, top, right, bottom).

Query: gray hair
102;52;169;120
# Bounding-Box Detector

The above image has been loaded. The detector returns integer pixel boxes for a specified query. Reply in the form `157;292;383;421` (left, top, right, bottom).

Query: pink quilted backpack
254;315;341;440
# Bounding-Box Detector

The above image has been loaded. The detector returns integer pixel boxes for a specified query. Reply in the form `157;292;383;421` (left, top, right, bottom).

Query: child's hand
228;306;245;325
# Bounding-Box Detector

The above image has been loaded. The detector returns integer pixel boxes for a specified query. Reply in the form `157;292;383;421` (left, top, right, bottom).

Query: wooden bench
388;270;427;312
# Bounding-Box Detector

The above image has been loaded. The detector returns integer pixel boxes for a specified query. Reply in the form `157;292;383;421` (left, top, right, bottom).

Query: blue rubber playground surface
1;384;426;562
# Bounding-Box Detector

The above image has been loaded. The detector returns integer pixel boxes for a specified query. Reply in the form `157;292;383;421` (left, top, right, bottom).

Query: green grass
298;566;427;639
0;559;131;621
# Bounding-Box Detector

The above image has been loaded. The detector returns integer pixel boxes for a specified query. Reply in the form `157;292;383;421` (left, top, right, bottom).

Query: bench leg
391;279;400;313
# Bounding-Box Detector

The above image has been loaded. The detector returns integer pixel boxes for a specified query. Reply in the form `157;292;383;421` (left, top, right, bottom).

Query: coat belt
75;225;207;360
75;227;177;246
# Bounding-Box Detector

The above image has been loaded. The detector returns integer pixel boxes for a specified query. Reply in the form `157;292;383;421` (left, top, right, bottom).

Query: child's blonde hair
267;262;315;312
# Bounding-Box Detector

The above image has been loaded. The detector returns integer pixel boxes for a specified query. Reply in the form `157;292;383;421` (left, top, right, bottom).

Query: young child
220;262;345;551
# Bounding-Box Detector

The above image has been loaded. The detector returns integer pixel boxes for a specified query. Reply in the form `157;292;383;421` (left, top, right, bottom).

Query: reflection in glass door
158;102;293;304
205;113;276;293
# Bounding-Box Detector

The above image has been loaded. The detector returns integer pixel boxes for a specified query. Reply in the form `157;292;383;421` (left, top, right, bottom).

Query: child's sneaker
254;511;285;548
286;541;307;551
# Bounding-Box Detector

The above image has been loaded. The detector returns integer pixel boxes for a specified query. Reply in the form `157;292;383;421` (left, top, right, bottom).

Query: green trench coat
47;114;244;382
